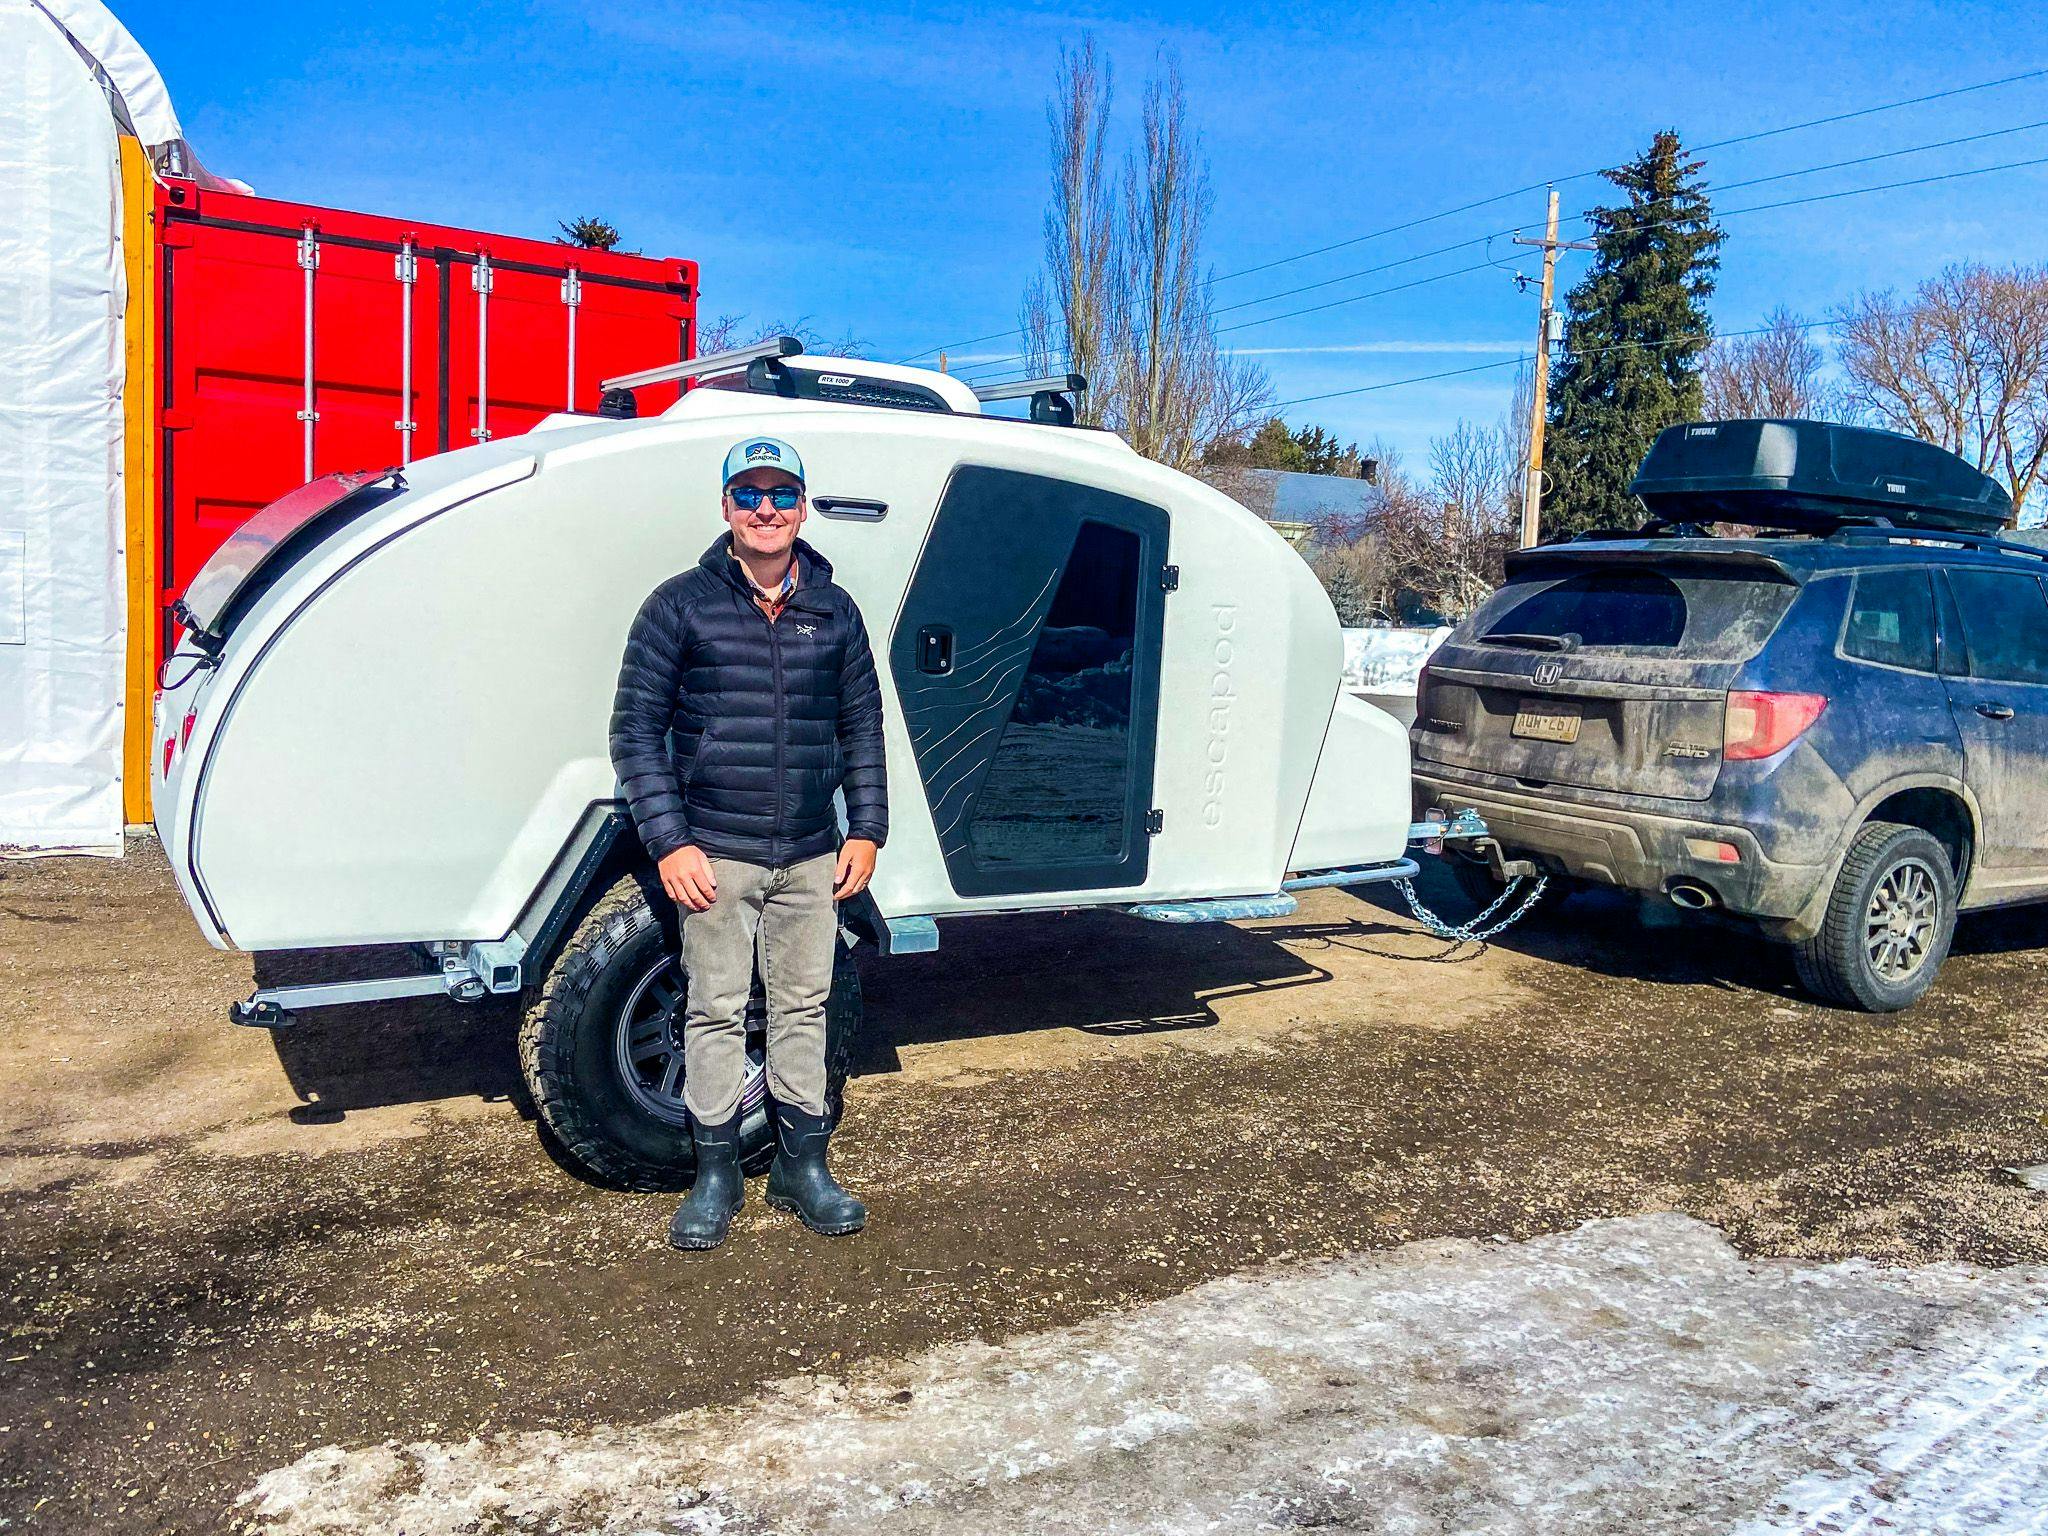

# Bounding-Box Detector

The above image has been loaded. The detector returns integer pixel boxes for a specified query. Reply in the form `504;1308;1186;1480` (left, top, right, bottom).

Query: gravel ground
2;837;2046;1533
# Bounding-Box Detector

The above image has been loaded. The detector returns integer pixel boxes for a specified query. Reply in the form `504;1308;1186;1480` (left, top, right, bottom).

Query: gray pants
679;851;838;1124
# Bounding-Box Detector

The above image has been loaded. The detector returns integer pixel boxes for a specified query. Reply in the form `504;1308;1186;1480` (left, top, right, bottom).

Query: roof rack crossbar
1832;526;2046;562
971;372;1086;404
600;335;803;394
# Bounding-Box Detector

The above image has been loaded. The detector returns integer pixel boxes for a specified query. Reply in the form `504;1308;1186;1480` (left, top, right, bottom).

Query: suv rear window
1482;571;1686;649
1471;561;1799;660
1843;569;1937;672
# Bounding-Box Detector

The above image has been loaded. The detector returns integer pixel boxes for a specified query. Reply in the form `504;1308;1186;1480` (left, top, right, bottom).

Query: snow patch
240;1214;2048;1535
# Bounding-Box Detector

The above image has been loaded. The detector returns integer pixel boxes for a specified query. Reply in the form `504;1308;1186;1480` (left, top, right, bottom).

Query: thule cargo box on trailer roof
1630;418;2014;533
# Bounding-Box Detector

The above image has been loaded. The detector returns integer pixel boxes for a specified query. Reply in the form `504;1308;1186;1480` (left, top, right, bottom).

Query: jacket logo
1533;660;1563;686
796;623;817;636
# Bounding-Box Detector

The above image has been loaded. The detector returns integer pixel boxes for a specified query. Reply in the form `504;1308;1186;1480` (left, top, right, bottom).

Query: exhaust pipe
1668;882;1717;911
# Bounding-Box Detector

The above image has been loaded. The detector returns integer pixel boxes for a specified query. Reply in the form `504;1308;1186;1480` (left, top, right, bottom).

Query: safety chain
1394;873;1550;945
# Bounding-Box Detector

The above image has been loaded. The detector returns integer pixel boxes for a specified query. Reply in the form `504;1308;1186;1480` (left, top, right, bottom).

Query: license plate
1512;700;1581;743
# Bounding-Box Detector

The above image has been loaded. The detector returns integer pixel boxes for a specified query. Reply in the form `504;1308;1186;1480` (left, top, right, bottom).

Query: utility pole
1513;189;1594;547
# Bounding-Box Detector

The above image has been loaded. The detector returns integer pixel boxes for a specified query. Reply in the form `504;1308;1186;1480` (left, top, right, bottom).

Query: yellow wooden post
119;135;159;825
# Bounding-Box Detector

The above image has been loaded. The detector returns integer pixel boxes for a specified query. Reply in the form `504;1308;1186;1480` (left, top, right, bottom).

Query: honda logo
1533;659;1563;686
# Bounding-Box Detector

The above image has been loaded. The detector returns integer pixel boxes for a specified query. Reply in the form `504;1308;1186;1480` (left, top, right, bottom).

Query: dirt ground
2;836;2046;1533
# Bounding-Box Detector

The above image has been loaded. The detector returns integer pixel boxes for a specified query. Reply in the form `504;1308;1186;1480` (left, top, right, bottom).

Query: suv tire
1792;821;1956;1013
519;873;863;1189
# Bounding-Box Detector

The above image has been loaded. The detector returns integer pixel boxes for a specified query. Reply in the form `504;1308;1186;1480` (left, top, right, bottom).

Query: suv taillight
1724;690;1827;761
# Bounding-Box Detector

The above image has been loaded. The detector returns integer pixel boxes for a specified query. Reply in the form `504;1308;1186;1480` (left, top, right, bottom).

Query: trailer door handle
1975;702;2015;721
813;496;888;521
917;626;954;675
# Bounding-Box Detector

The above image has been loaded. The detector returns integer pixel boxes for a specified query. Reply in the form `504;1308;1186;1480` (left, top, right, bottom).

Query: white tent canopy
35;0;181;148
0;0;174;852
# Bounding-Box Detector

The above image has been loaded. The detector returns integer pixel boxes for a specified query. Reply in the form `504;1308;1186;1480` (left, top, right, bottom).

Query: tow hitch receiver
1478;838;1540;883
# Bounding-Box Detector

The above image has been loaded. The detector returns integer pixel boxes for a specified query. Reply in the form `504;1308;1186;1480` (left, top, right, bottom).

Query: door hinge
1145;809;1164;835
1161;564;1180;593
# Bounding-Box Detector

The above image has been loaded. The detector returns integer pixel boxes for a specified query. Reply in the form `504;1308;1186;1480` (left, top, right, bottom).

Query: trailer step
1124;858;1424;925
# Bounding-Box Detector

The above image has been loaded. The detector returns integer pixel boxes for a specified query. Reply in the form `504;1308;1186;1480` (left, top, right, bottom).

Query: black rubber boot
667;1113;744;1252
765;1105;867;1236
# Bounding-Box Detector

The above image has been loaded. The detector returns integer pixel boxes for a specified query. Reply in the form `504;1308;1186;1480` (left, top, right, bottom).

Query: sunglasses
727;485;802;512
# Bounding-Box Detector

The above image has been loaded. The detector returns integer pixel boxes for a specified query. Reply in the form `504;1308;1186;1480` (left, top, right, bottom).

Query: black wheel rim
614;955;693;1127
612;954;770;1128
1865;856;1939;983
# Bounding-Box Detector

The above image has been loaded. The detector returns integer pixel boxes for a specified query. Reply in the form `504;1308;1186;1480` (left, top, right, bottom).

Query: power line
1223;113;2048;328
900;63;2048;363
1210;149;2048;342
923;117;2048;383
1214;64;2048;285
1267;315;1845;411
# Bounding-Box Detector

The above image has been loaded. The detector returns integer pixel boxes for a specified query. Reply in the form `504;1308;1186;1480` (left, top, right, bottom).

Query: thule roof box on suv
1629;418;2013;534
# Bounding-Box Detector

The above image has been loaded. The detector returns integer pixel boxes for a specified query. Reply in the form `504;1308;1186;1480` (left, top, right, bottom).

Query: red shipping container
153;177;697;644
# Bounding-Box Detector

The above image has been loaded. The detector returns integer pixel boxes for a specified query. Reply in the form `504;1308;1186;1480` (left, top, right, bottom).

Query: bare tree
1021;43;1268;464
1392;419;1515;619
1309;539;1397;626
1836;264;2048;520
1020;39;1118;426
1301;438;1411;623
698;313;868;359
1703;307;1834;420
1109;60;1269;467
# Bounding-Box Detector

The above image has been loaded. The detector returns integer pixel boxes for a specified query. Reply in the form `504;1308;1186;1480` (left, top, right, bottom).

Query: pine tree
1541;131;1723;540
557;216;623;251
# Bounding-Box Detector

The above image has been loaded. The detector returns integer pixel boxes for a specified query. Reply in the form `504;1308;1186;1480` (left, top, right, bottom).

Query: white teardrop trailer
151;338;1485;1185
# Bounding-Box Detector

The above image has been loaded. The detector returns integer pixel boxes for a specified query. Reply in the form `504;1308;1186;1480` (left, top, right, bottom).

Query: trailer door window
890;465;1167;898
968;521;1139;868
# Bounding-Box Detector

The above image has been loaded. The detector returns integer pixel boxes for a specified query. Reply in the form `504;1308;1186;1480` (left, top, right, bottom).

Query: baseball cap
721;437;805;488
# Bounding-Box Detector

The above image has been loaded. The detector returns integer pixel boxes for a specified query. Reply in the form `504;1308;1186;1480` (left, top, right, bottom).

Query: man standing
610;436;887;1251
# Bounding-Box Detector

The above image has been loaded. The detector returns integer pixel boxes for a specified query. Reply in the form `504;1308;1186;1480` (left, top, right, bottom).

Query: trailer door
890;465;1167;898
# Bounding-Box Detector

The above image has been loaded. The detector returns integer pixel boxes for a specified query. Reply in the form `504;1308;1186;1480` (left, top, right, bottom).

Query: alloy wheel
1864;857;1940;983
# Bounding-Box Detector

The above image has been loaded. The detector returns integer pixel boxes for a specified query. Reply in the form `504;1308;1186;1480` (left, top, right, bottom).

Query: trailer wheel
519;873;864;1190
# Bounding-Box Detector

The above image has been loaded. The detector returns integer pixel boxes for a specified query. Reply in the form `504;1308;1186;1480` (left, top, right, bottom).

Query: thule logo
1533;660;1563;686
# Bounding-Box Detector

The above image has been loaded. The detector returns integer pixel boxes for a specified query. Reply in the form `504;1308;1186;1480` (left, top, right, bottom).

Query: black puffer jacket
610;537;888;867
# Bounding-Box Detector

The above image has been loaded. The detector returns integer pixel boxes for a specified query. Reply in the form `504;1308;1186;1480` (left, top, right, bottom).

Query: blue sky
123;0;2047;464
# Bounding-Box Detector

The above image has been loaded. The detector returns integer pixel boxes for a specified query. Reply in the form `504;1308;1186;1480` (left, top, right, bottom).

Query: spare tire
519;872;863;1189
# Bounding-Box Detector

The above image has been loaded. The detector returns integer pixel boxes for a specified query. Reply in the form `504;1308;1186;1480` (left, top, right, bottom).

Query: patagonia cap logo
1533;659;1563;686
745;442;782;463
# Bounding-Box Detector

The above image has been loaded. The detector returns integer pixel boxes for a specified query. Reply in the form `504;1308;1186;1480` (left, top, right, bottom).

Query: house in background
1195;465;1378;551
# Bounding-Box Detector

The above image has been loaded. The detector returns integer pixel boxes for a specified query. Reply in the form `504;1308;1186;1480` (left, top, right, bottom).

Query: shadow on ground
253;892;1464;1120
251;949;527;1123
255;857;2047;1127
